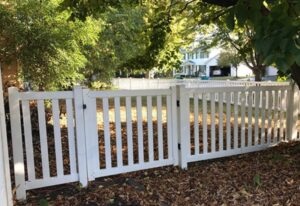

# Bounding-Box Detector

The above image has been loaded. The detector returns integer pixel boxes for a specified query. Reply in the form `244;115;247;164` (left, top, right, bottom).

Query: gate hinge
177;100;180;107
178;143;181;150
83;104;87;109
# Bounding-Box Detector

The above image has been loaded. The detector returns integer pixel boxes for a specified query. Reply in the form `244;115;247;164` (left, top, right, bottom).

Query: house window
199;65;206;73
204;52;209;58
199;51;209;58
200;52;204;58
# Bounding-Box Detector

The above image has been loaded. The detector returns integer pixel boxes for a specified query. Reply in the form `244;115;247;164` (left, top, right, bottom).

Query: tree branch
202;0;238;7
179;0;197;13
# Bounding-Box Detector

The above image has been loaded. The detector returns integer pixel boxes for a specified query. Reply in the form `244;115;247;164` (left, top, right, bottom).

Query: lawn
17;141;300;205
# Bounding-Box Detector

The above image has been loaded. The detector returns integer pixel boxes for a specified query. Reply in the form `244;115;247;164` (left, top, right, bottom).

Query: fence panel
9;88;79;200
183;85;291;164
83;89;177;179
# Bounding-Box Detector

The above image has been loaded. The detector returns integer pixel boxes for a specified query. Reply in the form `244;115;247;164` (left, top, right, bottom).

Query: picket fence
8;83;300;200
112;78;290;89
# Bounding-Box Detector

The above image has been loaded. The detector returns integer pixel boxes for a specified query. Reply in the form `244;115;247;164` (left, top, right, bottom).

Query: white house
177;47;253;78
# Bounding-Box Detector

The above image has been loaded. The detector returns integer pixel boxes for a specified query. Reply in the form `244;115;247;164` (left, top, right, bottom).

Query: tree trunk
291;63;300;88
253;69;262;81
252;65;266;81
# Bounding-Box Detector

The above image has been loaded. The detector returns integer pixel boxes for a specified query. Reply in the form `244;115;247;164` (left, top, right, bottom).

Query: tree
217;49;242;78
82;5;149;84
208;24;267;81
196;0;300;85
61;0;191;74
0;0;100;90
177;1;270;81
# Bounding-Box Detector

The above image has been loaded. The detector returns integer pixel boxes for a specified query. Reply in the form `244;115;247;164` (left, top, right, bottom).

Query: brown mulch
15;141;300;206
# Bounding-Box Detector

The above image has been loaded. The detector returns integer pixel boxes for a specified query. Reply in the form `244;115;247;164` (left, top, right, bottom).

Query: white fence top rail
87;88;172;98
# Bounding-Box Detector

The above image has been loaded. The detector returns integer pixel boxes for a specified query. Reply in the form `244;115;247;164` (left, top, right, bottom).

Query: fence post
178;85;189;169
286;83;299;141
0;66;13;206
73;86;88;187
171;86;179;166
8;87;26;200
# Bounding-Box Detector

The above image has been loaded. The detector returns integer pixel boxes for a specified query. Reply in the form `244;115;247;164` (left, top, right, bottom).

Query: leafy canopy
0;0;100;90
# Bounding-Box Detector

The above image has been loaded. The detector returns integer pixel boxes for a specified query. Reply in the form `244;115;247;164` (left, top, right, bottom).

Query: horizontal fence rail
8;82;299;201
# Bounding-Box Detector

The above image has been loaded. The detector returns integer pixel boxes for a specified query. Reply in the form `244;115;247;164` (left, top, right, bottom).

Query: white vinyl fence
178;85;293;167
113;78;290;89
9;88;83;199
8;83;299;200
83;88;177;180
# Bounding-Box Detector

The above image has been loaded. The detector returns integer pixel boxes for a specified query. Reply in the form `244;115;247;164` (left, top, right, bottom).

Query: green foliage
90;81;112;90
217;49;242;69
253;174;262;187
82;5;148;84
39;198;48;206
277;76;288;82
0;0;100;90
225;0;300;83
60;0;138;20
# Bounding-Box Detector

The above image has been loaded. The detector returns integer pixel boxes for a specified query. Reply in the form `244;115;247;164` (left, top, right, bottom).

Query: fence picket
247;91;253;147
21;100;35;181
218;92;224;151
260;91;267;144
136;96;144;163
157;96;164;160
240;92;246;148
65;99;77;175
114;97;123;167
254;90;260;145
279;90;285;140
126;97;134;165
37;100;50;178
233;92;239;149
103;98;112;169
52;99;64;177
194;94;199;154
211;93;216;152
273;90;279;142
202;93;208;154
147;96;154;162
226;92;231;150
267;91;273;144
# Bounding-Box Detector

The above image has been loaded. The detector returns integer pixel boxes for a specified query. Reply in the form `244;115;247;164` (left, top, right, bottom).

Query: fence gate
81;88;178;181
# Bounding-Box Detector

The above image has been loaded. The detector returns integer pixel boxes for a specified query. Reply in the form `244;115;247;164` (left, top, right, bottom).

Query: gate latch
177;100;180;107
